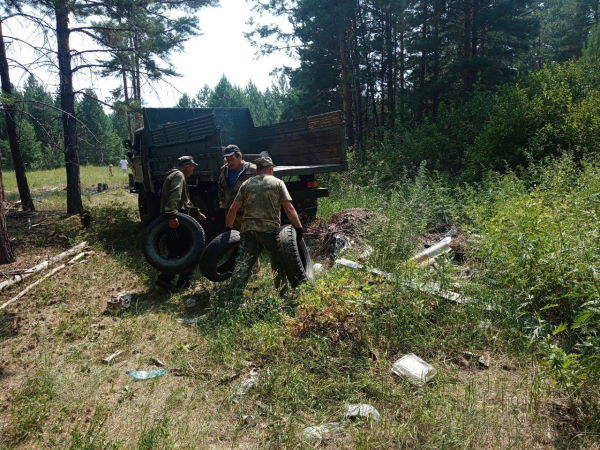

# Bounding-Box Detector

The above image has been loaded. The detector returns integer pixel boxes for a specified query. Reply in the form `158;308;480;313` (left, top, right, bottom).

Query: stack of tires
143;217;314;287
199;224;314;286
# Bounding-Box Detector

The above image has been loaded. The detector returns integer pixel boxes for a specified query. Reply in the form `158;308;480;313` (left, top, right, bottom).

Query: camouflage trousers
225;230;287;304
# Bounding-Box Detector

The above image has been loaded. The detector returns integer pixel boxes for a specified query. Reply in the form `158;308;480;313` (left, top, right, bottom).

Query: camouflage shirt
160;168;194;217
218;161;256;210
234;175;293;233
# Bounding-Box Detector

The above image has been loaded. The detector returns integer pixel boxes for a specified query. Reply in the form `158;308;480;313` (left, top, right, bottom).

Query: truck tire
142;213;206;275
276;224;315;288
198;230;241;282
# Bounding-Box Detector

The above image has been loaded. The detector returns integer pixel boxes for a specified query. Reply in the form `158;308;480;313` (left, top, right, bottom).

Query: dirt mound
306;208;374;256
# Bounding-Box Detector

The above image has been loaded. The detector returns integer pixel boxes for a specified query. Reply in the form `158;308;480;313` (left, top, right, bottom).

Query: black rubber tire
142;213;206;275
198;230;241;282
276;224;315;288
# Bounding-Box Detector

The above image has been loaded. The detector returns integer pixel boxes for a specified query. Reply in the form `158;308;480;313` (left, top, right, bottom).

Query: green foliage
6;370;57;445
175;75;292;126
462;155;600;389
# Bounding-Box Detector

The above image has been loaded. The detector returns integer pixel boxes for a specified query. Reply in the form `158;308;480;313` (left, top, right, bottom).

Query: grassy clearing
0;161;597;448
3;166;129;210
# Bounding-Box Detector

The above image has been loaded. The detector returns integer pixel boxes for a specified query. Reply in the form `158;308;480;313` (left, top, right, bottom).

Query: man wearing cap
155;155;206;291
222;156;304;302
218;144;256;230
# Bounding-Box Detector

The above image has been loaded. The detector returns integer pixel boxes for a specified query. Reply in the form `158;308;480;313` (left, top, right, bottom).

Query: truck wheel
276;224;315;288
142;213;206;275
198;230;240;282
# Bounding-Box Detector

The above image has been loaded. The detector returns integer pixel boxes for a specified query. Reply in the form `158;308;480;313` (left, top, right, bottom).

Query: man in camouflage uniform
156;156;206;291
218;144;256;230
223;156;304;303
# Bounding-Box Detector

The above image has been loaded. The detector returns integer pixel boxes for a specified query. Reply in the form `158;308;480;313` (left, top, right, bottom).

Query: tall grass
2;166;130;209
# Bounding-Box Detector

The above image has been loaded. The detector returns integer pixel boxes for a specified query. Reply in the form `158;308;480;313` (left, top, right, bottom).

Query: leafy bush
462;155;600;394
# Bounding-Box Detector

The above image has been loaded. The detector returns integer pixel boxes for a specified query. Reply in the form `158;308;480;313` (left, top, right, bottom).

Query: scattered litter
408;280;467;304
171;367;186;377
125;368;166;380
149;357;165;367
184;297;197;308
410;236;452;265
176;315;208;325
478;352;491;368
219;371;240;385
334;234;353;254
300;423;344;441
242;415;257;427
235;368;260;396
445;227;458;237
106;292;132;314
313;263;324;274
359;245;374;259
102;350;123;364
335;258;395;281
343;403;381;421
392;354;436;385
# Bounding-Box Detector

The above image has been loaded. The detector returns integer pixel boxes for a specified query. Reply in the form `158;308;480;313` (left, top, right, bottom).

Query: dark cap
254;156;275;169
223;144;241;157
177;155;198;167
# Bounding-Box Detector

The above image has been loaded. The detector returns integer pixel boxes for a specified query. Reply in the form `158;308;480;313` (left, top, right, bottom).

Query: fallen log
0;242;87;292
0;251;89;310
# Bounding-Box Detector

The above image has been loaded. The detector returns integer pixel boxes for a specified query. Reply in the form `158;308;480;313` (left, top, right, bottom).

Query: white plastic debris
343;403;381;421
300;423;344;441
335;258;395;281
106;292;132;313
313;263;324;274
392;354;437;385
176;315;208;325
410;236;452;265
359;245;374;259
334;234;353;254
102;350;123;364
235;368;260;396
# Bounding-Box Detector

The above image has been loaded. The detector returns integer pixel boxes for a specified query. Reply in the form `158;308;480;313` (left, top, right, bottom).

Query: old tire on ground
276;224;315;288
142;213;206;275
198;230;241;282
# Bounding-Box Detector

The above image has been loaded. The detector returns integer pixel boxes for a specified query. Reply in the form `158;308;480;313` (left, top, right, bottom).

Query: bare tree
0;19;35;211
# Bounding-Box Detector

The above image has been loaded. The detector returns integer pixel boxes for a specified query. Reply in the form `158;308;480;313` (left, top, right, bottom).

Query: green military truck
126;107;346;241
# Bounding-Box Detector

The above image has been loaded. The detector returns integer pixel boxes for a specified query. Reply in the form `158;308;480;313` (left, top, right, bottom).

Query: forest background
1;0;600;445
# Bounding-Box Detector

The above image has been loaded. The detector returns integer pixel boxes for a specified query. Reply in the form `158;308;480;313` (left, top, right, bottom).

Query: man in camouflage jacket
223;156;304;303
156;156;206;292
218;144;256;230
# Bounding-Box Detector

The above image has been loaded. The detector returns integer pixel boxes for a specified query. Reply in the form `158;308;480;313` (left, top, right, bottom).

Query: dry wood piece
102;350;123;364
0;241;87;292
0;251;89;310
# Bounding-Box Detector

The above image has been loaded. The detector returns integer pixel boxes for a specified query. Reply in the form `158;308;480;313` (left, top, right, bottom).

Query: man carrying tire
218;145;256;230
155;156;207;292
223;156;304;303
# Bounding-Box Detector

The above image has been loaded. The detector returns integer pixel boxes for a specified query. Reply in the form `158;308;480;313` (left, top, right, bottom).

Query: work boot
155;274;174;292
175;275;193;292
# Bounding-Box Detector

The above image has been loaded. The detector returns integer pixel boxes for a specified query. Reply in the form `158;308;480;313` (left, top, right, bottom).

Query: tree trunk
385;7;396;128
432;0;441;118
336;0;354;146
463;0;475;92
0;155;15;264
0;21;35;212
55;1;83;214
418;0;428;121
399;9;406;125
